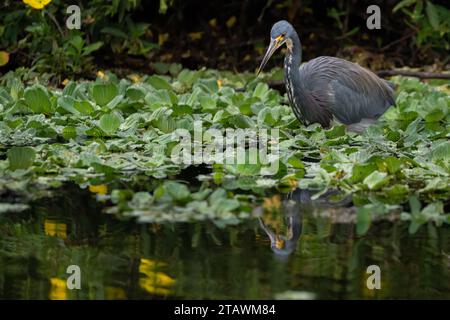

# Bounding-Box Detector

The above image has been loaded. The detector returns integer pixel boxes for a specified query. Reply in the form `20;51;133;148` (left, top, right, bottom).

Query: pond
1;186;449;300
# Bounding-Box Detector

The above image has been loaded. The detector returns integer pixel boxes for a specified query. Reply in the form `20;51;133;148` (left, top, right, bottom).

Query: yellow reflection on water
44;220;67;240
139;258;175;296
263;195;281;213
105;286;127;300
362;276;387;299
49;278;67;300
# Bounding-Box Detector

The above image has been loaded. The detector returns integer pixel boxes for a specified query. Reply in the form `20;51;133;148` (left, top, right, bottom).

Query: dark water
1;187;449;300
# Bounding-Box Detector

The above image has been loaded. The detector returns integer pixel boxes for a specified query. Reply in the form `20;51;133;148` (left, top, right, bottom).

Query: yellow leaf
83;15;95;25
209;18;217;28
89;184;108;195
158;33;169;46
96;70;105;79
226;16;237;28
188;32;203;41
62;79;70;86
129;74;141;83
435;84;450;94
216;79;223;89
160;53;173;61
181;51;191;59
0;51;9;67
23;0;52;10
255;46;264;56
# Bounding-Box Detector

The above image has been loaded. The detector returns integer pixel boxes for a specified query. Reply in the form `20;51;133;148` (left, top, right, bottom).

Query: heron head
258;20;294;75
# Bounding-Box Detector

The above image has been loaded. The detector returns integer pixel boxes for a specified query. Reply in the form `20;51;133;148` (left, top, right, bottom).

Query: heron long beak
257;36;283;76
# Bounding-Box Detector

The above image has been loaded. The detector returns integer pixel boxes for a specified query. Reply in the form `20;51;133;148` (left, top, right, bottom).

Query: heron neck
285;31;302;68
284;31;304;123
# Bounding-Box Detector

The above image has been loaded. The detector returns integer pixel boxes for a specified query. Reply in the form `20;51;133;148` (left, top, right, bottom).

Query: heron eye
275;35;284;42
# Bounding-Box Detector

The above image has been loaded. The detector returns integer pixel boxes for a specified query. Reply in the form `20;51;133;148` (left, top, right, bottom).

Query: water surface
1;187;449;299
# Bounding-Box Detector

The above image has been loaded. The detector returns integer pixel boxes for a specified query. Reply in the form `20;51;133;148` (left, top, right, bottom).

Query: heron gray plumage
258;20;396;131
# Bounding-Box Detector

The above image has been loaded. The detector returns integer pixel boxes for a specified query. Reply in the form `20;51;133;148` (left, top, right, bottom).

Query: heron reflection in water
258;189;350;258
258;190;307;257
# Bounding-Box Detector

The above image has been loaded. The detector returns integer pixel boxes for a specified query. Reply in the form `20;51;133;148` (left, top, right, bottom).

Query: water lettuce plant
0;67;448;234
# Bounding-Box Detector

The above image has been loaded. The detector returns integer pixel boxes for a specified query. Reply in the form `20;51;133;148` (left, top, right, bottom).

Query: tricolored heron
258;21;396;132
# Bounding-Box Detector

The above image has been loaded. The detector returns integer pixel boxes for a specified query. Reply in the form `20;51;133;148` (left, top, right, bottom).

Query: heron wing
299;56;395;125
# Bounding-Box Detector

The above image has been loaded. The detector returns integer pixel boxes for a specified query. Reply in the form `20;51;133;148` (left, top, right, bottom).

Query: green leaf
159;0;171;14
62;126;77;140
393;0;416;12
385;184;409;199
424;109;445;122
146;75;172;91
228;114;255;128
409;196;421;215
63;81;77;96
82;41;103;56
92;83;118;106
197;78;219;94
145;90;174;109
421;201;443;217
384;157;402;174
325;125;346;138
106;94;124;109
172;104;193;116
101;27;128;39
199;95;217;111
350;163;377;183
253;83;269;100
430;141;450;162
408;220;424;234
356;207;372;236
215;198;240;214
153;62;170;74
165;181;191;202
257;107;277;126
74;100;95;115
57;96;80;115
126;86;146;101
363;170;388;190
7;146;36;170
23;84;52;114
426;1;440;30
10;78;23;101
99;113;122;135
287;156;304;169
152;115;176;133
91;162;117;176
129;192;153;210
226;162;261;176
0;203;29;214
